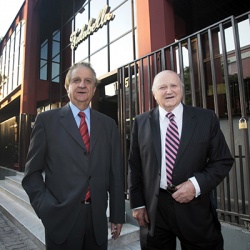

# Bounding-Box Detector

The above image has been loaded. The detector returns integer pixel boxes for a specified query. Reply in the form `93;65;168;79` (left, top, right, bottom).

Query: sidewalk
0;211;140;250
0;211;39;250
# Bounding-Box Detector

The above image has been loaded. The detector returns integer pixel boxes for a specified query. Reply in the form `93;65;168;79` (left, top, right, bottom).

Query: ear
65;84;69;92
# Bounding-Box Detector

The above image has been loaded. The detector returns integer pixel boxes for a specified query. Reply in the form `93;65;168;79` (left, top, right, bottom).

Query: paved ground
0;211;140;250
0;211;39;250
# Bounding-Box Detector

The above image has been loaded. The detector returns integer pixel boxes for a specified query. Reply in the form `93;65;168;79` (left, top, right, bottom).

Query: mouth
165;96;174;100
78;90;87;94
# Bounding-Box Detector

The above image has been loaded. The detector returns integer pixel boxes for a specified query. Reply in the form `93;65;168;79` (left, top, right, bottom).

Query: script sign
70;5;115;50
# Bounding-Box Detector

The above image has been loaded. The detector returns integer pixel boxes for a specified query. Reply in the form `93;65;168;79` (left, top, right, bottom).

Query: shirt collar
69;102;90;120
159;103;183;122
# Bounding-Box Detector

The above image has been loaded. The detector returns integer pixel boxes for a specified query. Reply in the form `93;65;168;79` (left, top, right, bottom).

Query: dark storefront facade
1;0;250;228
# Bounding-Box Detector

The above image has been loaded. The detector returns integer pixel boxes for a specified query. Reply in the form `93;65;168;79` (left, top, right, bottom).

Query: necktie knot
78;111;85;119
166;112;175;121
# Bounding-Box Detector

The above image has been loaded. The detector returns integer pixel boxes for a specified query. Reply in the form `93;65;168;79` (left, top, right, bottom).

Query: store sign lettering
70;5;115;50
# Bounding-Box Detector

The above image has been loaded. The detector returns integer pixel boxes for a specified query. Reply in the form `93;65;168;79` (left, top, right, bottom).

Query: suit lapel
175;105;198;165
89;109;101;153
59;104;86;150
149;108;161;169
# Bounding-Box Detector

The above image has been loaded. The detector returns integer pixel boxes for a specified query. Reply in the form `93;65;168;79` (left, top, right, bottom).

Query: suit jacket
128;104;234;242
22;104;125;245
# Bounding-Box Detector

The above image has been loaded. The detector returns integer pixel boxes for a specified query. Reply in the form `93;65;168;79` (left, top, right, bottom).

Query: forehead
71;66;93;78
154;72;180;85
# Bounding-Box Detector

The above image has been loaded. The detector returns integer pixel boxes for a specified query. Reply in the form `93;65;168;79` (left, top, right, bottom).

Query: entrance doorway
92;71;118;124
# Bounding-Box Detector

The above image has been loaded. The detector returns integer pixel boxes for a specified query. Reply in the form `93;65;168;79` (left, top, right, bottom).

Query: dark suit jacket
22;104;125;245
128;104;234;242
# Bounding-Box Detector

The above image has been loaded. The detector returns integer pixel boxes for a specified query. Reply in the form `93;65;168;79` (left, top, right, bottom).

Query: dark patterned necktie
165;112;180;185
78;112;90;201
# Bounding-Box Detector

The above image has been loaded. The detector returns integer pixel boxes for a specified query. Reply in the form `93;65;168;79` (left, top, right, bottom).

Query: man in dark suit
128;70;234;250
22;62;125;250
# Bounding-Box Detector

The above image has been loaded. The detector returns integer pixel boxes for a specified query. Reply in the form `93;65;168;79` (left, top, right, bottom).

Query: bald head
152;70;184;112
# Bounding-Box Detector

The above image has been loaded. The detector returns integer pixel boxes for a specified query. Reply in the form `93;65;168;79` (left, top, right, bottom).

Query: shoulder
135;108;158;121
37;107;63;118
90;109;116;124
184;104;215;117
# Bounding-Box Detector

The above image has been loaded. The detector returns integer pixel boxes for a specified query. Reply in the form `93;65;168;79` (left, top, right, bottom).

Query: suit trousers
45;203;108;250
140;189;223;250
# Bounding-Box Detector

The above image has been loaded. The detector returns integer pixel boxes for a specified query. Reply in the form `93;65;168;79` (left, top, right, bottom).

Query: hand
172;180;195;203
132;207;149;227
111;223;122;240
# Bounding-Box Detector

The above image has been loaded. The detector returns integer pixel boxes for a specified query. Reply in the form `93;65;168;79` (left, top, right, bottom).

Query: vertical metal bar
239;145;246;214
197;33;207;109
187;38;196;106
219;22;238;220
128;64;133;134
161;48;166;70
147;55;152;110
134;62;139;115
118;66;127;192
131;0;136;60
178;43;185;104
140;59;145;113
208;28;219;116
153;52;158;75
178;43;184;82
231;16;246;116
170;45;175;70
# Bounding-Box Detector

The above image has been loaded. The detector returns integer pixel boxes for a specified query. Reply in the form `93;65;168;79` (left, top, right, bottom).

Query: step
0;187;139;249
0;175;140;249
5;172;24;189
0;179;36;215
0;191;45;249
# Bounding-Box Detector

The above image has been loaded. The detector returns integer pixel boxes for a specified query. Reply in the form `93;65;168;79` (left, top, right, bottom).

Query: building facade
0;0;250;227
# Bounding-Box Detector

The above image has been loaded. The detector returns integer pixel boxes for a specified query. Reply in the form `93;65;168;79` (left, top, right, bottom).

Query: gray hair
65;61;98;87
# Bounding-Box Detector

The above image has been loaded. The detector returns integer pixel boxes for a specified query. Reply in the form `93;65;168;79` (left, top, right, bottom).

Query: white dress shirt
159;103;200;197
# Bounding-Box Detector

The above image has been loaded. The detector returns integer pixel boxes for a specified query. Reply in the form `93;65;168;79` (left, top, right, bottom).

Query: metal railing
117;11;250;228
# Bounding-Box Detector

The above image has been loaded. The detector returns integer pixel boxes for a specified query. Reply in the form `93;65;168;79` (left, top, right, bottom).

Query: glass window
41;40;48;60
13;28;20;88
90;48;108;77
52;30;60;58
75;40;89;62
90;0;107;17
90;26;107;54
40;66;47;80
75;7;89;31
40;39;48;80
110;33;133;71
53;30;60;42
5;40;10;86
52;41;60;58
9;35;15;91
52;62;60;80
110;1;132;42
109;0;124;9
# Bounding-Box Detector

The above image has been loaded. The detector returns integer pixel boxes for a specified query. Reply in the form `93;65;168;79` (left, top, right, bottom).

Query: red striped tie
165;112;180;185
78;112;90;201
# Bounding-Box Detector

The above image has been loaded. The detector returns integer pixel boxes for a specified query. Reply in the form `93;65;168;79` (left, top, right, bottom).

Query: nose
165;87;172;93
78;80;86;87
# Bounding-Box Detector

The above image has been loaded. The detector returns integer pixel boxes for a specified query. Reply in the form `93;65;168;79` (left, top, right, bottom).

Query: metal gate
117;11;250;228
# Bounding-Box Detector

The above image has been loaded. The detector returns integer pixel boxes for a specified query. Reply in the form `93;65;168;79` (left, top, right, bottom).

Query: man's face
153;71;183;112
65;66;96;109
